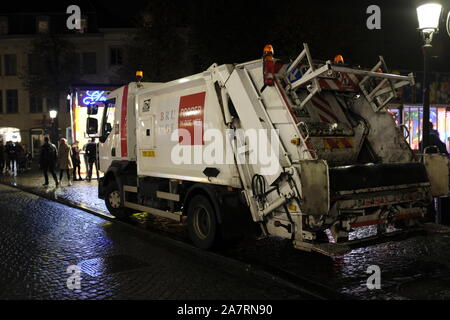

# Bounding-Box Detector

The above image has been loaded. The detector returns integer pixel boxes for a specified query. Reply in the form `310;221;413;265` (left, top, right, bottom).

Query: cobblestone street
0;183;308;300
3;168;450;300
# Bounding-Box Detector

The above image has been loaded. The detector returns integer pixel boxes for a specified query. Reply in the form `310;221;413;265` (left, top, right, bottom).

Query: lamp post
49;109;58;145
416;2;443;152
447;10;450;36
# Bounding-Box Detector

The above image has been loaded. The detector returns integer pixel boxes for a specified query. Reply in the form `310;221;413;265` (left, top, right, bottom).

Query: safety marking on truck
311;96;340;123
324;138;353;149
142;150;156;157
121;85;129;157
318;73;361;92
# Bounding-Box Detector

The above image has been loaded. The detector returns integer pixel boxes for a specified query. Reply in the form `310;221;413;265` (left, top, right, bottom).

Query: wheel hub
109;191;121;209
194;207;211;240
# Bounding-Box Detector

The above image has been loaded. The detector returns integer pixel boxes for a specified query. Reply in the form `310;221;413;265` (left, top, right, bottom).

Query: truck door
137;97;156;153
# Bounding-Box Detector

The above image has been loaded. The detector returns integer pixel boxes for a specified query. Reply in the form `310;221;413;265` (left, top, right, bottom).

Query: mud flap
423;154;450;197
297;160;330;216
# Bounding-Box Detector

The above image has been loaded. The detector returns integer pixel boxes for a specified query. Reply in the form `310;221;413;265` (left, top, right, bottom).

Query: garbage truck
86;43;450;256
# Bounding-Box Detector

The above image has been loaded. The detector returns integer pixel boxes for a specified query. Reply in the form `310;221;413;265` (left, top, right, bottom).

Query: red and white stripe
318;73;361;91
311;95;339;124
120;85;129;158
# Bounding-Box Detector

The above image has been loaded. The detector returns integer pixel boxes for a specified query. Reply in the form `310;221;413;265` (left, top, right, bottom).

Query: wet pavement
0;184;308;300
0;166;109;215
2;166;450;300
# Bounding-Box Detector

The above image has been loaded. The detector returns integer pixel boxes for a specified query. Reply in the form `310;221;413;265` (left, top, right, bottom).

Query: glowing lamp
263;45;275;87
417;2;442;31
334;55;344;64
49;110;58;119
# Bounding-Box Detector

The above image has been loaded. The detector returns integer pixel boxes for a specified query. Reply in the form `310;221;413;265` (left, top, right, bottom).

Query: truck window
100;98;116;142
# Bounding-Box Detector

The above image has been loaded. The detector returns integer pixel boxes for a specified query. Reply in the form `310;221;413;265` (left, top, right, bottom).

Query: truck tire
187;195;219;249
105;181;131;220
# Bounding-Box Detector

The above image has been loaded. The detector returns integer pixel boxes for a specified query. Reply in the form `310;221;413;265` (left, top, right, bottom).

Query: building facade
0;8;132;156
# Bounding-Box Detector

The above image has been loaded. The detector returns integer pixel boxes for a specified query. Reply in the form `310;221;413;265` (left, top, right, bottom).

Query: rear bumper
329;162;432;210
329;162;429;193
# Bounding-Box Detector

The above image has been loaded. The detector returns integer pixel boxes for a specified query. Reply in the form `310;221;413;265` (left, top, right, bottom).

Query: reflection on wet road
2;170;450;299
217;227;450;300
0;184;307;299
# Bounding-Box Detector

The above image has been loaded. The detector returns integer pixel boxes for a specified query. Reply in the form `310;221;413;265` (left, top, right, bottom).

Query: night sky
2;0;449;72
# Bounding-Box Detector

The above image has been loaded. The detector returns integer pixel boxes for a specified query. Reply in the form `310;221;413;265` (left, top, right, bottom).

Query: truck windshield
100;98;116;141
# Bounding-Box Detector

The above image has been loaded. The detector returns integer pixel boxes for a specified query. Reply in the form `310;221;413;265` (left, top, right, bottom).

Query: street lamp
416;1;443;152
49;109;58;144
49;109;58;120
447;10;450;36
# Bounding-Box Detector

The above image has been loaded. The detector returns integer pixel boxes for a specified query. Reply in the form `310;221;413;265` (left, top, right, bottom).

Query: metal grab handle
400;124;410;140
297;122;310;141
302;148;317;159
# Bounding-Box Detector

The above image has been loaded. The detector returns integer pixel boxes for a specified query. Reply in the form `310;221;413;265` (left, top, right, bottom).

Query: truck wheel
187;195;218;249
105;182;131;220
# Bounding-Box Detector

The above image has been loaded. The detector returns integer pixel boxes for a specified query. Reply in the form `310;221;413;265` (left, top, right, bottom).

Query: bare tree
20;34;80;111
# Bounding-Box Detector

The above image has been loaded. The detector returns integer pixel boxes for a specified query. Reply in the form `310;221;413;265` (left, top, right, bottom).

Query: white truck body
91;44;450;256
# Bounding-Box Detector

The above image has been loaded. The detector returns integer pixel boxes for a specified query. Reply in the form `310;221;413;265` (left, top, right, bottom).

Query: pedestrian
419;122;449;156
0;140;5;174
24;145;32;170
82;143;89;175
15;142;26;173
85;138;99;182
57;138;73;186
5;141;17;174
71;141;83;181
39;136;59;187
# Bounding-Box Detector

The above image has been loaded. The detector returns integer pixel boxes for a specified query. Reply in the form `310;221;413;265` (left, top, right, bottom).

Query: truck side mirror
86;117;98;135
87;104;99;115
105;122;112;134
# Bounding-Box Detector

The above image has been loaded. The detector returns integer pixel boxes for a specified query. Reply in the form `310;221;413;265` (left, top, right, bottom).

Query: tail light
334;55;345;64
263;44;275;86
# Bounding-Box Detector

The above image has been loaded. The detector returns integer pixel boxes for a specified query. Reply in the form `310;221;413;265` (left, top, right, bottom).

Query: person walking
57;138;73;186
71;141;83;181
85;138;98;182
5;141;17;174
0;141;5;174
39;136;59;187
15;142;25;173
24;145;32;170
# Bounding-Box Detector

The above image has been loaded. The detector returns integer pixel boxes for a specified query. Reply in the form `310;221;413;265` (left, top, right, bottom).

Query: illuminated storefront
390;72;450;151
0;127;22;143
69;85;119;173
391;105;450;151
